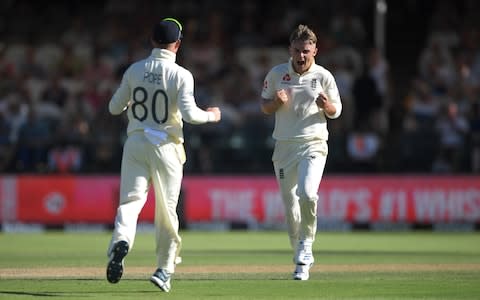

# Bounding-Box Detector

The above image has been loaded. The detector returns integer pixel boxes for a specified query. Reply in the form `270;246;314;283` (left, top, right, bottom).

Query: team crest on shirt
311;79;317;90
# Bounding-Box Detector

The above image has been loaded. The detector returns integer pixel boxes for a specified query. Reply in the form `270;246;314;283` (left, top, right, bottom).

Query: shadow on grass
0;288;163;297
1;290;65;297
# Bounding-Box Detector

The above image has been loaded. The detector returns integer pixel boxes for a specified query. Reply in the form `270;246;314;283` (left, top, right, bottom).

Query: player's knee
297;188;318;202
119;192;145;206
300;200;318;218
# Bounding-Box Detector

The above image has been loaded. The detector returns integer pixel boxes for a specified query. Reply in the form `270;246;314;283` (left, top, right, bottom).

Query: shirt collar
151;48;176;62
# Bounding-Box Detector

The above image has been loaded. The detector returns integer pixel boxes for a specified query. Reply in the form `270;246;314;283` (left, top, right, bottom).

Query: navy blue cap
152;18;183;44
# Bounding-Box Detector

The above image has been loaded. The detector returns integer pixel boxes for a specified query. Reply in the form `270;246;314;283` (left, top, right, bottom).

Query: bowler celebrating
261;24;342;280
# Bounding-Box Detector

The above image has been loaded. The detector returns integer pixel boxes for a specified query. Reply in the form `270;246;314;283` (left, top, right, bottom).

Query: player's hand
207;107;221;122
275;89;288;105
316;92;336;115
315;92;328;108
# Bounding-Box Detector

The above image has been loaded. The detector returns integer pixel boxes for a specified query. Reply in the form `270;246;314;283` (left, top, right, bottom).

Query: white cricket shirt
109;48;214;143
262;59;342;142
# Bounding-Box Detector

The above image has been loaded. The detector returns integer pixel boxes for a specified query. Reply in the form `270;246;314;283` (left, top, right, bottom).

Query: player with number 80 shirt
106;17;221;292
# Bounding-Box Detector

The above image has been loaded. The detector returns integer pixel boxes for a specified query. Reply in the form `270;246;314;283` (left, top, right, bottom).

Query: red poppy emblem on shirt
282;74;291;81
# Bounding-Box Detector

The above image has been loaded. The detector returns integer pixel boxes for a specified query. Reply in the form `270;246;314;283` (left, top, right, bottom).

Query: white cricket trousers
107;132;185;274
272;139;328;250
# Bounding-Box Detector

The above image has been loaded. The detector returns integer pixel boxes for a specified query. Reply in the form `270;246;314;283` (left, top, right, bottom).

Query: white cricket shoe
294;239;314;266
292;239;314;280
150;268;171;292
293;263;313;280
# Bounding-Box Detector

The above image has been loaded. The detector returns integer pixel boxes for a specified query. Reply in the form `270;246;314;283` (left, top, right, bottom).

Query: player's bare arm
261;89;288;115
315;92;336;117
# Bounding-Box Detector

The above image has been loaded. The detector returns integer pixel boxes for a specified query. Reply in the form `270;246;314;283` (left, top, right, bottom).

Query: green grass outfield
1;231;480;299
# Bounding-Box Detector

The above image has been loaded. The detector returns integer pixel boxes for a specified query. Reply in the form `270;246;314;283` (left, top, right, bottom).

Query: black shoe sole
106;241;129;283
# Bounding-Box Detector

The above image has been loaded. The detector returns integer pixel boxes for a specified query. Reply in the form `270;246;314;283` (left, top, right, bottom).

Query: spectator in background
81;82;103;113
87;105;123;173
418;38;455;96
16;105;53;172
0;91;29;144
330;60;355;130
352;62;382;129
83;47;114;86
396;78;444;172
329;5;367;50
17;44;46;80
404;79;440;128
426;0;460;52
34;42;63;77
233;16;265;48
435;101;469;172
367;47;391;133
48;92;93;173
57;44;84;79
40;74;69;109
0;47;17;95
469;101;480;173
61;15;93;50
0;111;15;172
47;141;83;173
0;47;16;78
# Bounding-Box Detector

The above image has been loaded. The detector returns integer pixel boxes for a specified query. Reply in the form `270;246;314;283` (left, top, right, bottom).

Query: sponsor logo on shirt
282;73;291;81
311;78;317;90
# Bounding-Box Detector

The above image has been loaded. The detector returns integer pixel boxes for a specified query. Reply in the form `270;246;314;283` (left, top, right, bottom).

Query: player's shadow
0;288;162;297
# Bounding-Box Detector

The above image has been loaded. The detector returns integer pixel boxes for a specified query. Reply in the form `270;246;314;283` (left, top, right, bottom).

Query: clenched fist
275;89;289;105
206;107;221;122
316;92;336;116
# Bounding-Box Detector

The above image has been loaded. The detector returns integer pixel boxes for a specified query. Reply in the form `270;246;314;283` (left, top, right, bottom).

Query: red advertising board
1;175;479;225
14;176;119;223
182;175;480;224
182;176;279;224
9;176;156;224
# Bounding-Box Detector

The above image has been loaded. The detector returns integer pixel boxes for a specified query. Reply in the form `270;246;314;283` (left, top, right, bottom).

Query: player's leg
293;141;328;280
273;141;302;249
149;142;184;292
108;134;150;253
274;160;300;250
107;134;150;283
298;140;327;240
297;152;326;241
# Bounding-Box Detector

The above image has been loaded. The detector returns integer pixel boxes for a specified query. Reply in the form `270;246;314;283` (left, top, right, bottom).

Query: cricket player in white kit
261;24;342;280
106;18;221;292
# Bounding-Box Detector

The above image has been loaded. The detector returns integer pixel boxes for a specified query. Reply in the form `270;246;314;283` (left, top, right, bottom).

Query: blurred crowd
0;0;479;175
